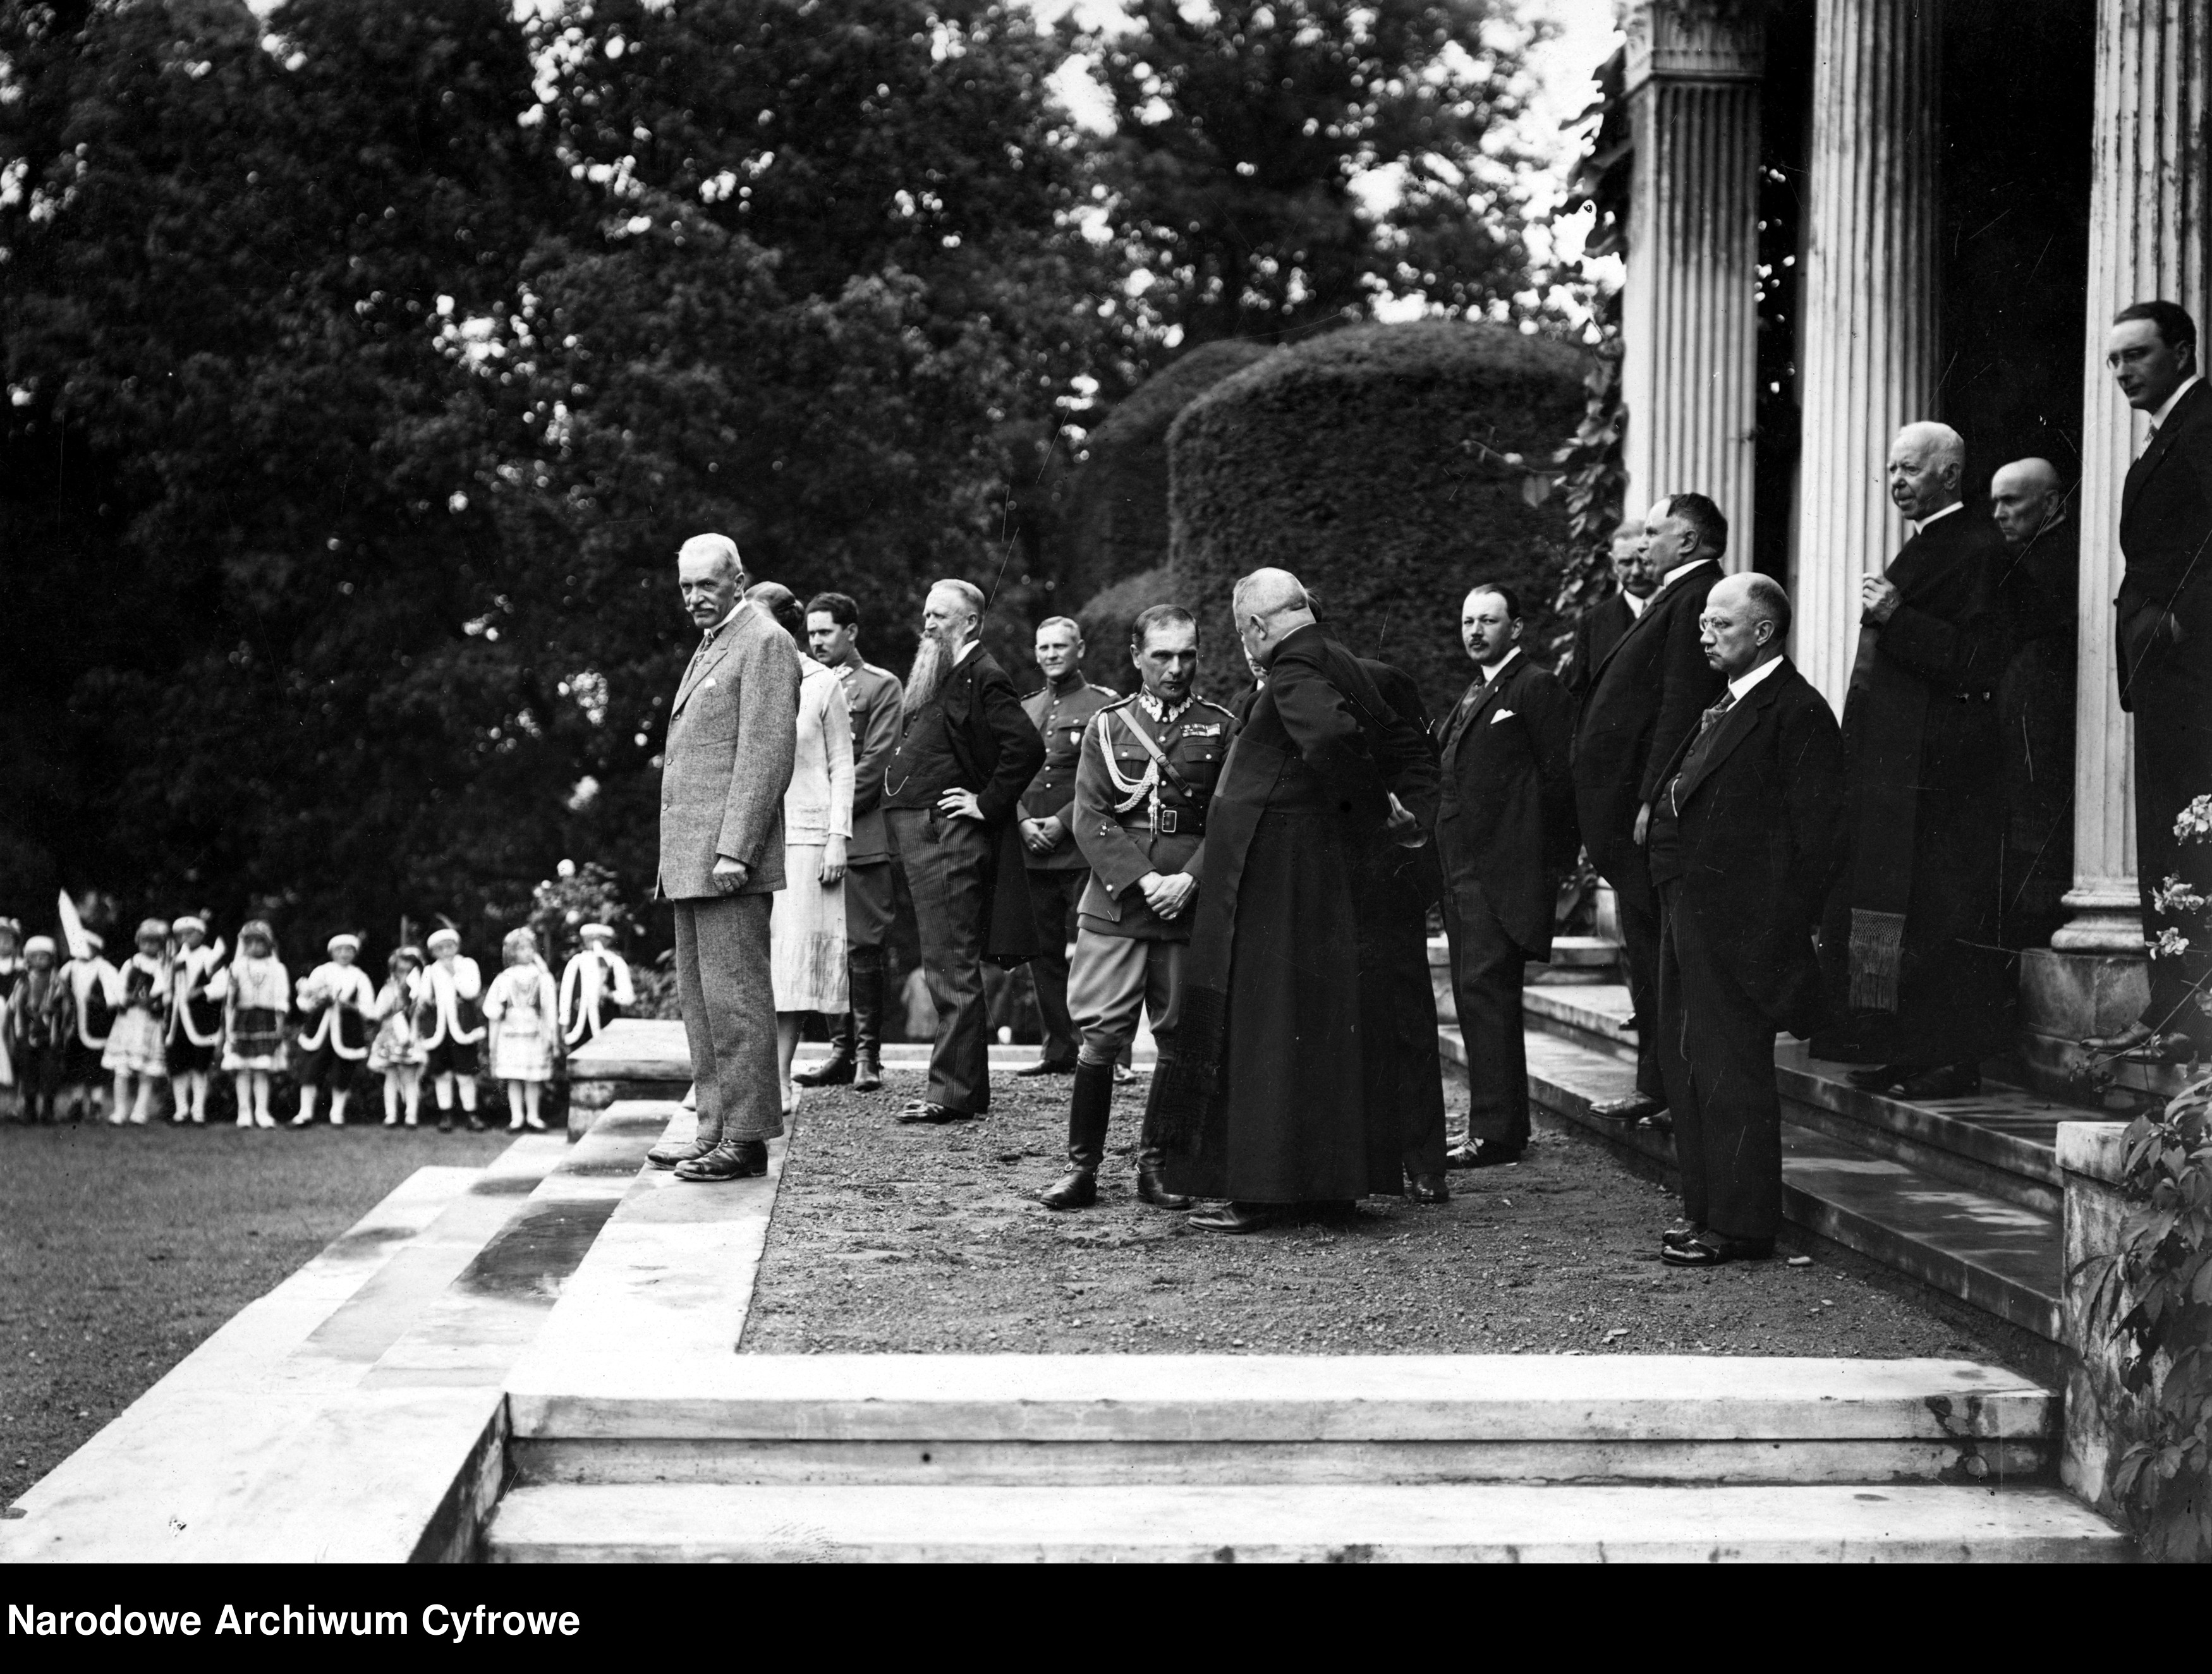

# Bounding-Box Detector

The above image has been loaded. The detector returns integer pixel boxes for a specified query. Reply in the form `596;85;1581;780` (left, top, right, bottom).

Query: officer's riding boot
850;947;885;1092
1040;1060;1112;1210
1135;1068;1194;1208
794;997;856;1088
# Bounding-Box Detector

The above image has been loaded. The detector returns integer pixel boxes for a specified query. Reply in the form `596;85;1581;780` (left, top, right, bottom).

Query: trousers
1025;868;1087;1064
1067;931;1182;1067
887;808;994;1114
673;892;781;1144
1656;877;1783;1242
1442;881;1527;1151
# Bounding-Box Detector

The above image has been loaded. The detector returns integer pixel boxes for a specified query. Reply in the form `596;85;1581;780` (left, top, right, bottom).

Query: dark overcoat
1436;652;1579;960
1156;625;1397;1203
926;648;1047;966
1571;561;1725;913
1653;658;1845;1036
1818;506;2013;1062
1562;591;1636;722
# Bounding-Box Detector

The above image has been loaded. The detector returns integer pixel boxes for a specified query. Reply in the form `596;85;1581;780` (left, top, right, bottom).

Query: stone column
2055;0;2210;958
1790;0;1943;711
1620;2;1764;559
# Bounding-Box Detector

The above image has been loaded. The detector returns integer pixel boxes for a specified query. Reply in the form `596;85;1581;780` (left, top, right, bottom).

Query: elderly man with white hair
1814;421;2014;1099
1990;457;2078;947
650;531;799;1182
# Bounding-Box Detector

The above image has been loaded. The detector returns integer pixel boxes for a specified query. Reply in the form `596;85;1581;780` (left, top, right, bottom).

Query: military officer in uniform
1038;604;1234;1210
1014;616;1119;1076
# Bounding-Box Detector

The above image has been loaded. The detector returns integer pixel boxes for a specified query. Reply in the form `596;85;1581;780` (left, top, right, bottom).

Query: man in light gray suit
650;533;800;1180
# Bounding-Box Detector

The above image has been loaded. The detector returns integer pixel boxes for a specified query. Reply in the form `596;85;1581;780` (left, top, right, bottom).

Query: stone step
1494;1028;2065;1342
1517;985;2102;1220
485;1481;2127;1563
508;1352;2057;1489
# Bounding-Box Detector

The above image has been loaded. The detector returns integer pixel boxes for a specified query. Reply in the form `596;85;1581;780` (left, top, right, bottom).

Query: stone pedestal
2058;1119;2153;1520
1620;1;1763;550
1791;0;1943;711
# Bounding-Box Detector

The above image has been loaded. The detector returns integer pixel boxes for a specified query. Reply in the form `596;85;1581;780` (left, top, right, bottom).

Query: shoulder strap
1110;705;1196;798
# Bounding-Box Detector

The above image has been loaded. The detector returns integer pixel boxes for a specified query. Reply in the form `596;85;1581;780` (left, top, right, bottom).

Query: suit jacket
1563;593;1637;712
1571;559;1725;909
1653;657;1846;1035
2118;376;2212;709
833;660;903;865
888;647;1046;826
1436;652;1579;957
657;603;800;899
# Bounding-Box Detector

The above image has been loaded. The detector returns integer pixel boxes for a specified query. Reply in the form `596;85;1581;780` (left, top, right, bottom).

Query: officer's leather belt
1120;810;1201;837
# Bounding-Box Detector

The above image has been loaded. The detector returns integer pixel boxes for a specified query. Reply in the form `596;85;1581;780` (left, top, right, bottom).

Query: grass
1;1119;514;1505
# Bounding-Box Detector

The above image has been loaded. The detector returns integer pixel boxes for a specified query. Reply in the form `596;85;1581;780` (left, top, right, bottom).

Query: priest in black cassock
1816;422;2014;1098
1154;569;1402;1232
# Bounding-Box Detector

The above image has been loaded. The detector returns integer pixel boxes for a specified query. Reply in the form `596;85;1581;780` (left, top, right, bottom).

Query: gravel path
741;1069;2019;1364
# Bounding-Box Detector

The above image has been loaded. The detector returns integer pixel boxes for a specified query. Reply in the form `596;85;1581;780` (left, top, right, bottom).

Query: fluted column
1792;0;1943;711
2055;0;2211;953
1620;2;1763;557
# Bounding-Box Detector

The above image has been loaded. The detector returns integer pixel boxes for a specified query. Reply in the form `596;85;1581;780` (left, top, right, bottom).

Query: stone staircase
1490;983;2119;1343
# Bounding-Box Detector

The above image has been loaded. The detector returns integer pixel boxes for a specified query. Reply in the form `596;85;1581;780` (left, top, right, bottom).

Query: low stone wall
568;1020;692;1141
2058;1119;2155;1519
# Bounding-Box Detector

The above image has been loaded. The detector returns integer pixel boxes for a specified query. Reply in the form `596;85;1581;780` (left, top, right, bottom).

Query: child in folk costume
102;919;173;1125
221;921;288;1127
59;931;118;1122
4;936;64;1125
483;928;557;1132
415;926;487;1132
0;918;21;1120
368;945;428;1127
293;933;375;1127
558;923;634;1052
164;915;225;1125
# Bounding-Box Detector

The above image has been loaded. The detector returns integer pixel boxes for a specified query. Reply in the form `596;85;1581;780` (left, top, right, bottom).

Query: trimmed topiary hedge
1059;339;1275;610
1165;320;1588;719
1072;564;1179;697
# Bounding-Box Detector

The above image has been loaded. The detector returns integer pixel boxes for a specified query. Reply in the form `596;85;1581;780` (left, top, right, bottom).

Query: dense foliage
1;0;1552;950
1164;319;1585;719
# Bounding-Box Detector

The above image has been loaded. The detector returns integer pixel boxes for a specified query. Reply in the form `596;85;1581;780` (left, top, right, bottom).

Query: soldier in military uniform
1038;604;1236;1210
1014;616;1119;1077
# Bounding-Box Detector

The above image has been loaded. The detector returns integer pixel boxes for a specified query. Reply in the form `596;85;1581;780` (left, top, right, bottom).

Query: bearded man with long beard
881;579;1045;1123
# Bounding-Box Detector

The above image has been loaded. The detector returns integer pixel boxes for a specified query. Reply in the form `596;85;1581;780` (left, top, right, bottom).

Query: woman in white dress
747;583;853;1113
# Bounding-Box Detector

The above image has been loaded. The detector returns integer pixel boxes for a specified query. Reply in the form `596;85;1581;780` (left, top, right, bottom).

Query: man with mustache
882;579;1046;1124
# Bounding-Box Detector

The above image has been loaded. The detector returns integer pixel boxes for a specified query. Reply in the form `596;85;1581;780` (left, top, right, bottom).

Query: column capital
1624;0;1766;93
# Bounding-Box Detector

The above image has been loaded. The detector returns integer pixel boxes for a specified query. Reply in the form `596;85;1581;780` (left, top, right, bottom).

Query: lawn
1;1120;514;1505
744;1072;2028;1368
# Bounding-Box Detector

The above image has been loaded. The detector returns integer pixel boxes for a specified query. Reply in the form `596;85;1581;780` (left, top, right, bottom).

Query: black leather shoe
1014;1058;1078;1078
647;1140;711;1170
1039;1168;1097;1210
1895;1062;1981;1100
1662;1232;1775;1268
1188;1201;1280;1234
437;1116;454;1134
1405;1173;1450;1204
1847;1064;1905;1093
1445;1139;1523;1170
1136;1156;1193;1210
793;1048;856;1088
465;1115;488;1132
674;1139;769;1181
894;1102;972;1124
1661;1223;1705;1250
1589;1093;1665;1123
853;1052;883;1093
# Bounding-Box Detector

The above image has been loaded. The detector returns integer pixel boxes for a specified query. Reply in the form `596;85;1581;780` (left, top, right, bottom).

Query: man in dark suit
1355;653;1452;1201
1990;459;2078;949
881;579;1046;1124
1014;617;1119;1076
1570;493;1728;1125
1647;574;1846;1266
1436;583;1577;1167
1818;423;2014;1097
796;593;904;1093
2087;301;2212;1062
1562;525;1657;722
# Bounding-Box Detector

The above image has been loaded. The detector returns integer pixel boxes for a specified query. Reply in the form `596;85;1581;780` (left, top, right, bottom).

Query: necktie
1669;691;1737;816
1694;689;1737;739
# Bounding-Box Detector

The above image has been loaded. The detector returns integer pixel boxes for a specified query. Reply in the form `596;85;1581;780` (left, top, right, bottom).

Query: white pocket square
700;676;717;688
1490;708;1514;724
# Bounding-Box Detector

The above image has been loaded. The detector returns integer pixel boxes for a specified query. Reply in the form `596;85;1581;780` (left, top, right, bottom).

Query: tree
1074;0;1540;351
